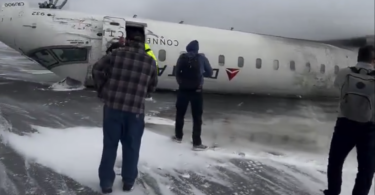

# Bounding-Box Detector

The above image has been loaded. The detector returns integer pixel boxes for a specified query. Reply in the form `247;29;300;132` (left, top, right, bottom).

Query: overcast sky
4;0;375;40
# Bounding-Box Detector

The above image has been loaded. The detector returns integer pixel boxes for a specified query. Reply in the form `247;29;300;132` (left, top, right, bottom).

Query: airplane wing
321;35;374;49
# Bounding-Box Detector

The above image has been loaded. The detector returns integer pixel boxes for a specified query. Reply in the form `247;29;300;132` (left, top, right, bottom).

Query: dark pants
175;90;203;146
326;117;375;195
99;105;144;189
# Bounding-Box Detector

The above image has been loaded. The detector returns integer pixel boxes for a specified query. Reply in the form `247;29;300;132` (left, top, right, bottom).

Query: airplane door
101;16;126;55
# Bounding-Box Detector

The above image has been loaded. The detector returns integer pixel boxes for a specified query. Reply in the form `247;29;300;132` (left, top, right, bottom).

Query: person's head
186;40;199;53
125;32;145;46
132;35;145;43
357;45;375;66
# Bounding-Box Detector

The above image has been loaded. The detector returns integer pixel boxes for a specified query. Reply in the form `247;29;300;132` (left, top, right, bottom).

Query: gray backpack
340;67;375;123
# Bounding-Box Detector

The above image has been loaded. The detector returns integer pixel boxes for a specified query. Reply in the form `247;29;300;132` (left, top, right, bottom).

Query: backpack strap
349;67;359;73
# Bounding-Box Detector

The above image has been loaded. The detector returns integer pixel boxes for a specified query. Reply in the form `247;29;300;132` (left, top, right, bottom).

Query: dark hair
126;31;145;43
357;45;375;63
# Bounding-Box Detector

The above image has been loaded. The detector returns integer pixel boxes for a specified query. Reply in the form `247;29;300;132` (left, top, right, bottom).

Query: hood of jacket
186;40;199;54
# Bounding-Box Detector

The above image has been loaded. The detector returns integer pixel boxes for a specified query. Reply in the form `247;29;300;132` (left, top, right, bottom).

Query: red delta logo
225;68;240;81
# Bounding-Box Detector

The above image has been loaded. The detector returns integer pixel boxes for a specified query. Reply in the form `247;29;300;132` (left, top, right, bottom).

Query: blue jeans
98;105;145;189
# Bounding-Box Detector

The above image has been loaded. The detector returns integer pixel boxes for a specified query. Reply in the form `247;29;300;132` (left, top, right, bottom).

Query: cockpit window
32;50;58;67
51;48;87;62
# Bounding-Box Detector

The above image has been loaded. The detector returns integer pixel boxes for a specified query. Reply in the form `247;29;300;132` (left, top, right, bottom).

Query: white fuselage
0;2;357;98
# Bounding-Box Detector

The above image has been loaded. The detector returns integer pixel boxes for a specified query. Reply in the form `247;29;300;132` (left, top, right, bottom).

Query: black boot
101;188;112;194
322;189;337;195
123;183;134;192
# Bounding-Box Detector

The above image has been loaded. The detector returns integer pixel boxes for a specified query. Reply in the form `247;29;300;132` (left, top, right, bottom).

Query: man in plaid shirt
92;34;158;193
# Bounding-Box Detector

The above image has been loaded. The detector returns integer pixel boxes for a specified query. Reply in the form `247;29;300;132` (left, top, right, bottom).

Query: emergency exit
101;16;126;55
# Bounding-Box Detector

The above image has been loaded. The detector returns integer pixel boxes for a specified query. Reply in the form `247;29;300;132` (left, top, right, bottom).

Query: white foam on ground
145;116;175;126
0;116;368;195
243;148;359;187
145;97;153;101
0;126;227;194
49;81;85;91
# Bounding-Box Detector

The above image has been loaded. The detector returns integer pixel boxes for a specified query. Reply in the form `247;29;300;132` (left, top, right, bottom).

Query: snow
0;125;225;194
49;80;85;92
145;97;154;102
18;69;52;75
0;115;371;195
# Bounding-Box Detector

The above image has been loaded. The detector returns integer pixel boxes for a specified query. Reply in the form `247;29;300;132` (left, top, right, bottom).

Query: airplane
0;1;371;98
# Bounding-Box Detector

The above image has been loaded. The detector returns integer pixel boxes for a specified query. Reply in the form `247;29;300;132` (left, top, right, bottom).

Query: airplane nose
0;1;27;49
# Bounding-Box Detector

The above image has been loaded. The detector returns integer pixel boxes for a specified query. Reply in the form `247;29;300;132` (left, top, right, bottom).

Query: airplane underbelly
46;62;338;98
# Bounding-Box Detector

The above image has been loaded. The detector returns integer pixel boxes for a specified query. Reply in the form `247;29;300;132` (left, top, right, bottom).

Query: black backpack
177;53;201;90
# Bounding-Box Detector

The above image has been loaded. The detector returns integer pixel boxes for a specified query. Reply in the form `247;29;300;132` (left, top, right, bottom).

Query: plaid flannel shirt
92;41;158;114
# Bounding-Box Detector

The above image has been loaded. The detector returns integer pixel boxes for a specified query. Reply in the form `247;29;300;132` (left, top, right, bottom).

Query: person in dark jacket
105;36;125;54
323;45;375;195
92;34;158;193
171;40;213;151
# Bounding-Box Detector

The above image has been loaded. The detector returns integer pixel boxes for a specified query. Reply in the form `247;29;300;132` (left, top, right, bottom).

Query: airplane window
51;48;87;62
31;50;58;68
256;58;261;69
238;57;244;67
158;49;166;61
334;65;340;75
290;61;295;71
273;60;279;70
218;55;225;66
320;64;325;73
305;62;311;72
